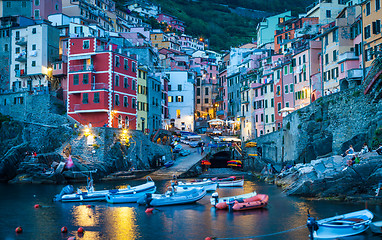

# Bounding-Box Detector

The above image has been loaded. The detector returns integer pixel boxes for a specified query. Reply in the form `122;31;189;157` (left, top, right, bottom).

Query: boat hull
139;188;206;207
210;191;257;209
231;194;268;211
176;181;217;192
312;209;373;239
106;187;157;204
217;179;244;187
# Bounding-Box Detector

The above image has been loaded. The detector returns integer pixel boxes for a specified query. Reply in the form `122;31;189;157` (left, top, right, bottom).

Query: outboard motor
144;193;153;207
211;192;219;206
307;211;319;240
53;185;74;202
227;198;235;211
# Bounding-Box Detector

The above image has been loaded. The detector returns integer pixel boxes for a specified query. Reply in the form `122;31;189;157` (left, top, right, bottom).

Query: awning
279;107;295;112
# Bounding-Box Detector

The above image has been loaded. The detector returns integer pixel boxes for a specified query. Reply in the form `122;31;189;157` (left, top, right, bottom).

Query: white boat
137;188;206;207
54;176;155;202
176;179;218;192
210;191;257;208
106;186;157;204
311;209;373;239
370;220;382;234
211;176;244;187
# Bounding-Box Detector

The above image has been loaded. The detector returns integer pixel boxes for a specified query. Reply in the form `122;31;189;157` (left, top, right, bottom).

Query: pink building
33;0;62;20
156;13;185;33
67;37;138;129
309;40;323;102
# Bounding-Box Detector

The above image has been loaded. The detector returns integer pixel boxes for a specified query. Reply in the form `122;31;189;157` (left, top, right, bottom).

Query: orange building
362;0;382;69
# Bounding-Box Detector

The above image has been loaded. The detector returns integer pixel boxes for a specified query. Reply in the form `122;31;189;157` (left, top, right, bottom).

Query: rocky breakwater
275;152;382;199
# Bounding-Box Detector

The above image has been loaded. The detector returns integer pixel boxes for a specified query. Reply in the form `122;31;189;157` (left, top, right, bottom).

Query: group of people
343;143;373;167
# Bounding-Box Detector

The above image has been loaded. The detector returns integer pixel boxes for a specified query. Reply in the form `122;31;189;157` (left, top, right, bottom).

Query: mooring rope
213;225;306;239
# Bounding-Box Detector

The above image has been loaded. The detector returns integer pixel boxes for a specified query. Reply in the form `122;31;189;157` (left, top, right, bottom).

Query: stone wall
251;87;382;164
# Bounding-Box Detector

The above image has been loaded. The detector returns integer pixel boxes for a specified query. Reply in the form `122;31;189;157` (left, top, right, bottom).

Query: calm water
0;177;381;240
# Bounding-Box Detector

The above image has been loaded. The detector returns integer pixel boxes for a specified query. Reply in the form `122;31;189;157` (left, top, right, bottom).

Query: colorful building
67;37;138;128
137;66;148;131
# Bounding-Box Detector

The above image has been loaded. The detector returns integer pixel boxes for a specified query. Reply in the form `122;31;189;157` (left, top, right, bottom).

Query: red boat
231;194;269;211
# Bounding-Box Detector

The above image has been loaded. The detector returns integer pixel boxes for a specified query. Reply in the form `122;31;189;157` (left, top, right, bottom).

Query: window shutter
372;21;377;34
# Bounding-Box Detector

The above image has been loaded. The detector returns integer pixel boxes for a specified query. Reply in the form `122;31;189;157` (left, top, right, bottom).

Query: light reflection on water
0;178;381;240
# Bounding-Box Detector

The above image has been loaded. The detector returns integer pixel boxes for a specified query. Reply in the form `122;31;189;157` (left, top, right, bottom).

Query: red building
67;37;138;129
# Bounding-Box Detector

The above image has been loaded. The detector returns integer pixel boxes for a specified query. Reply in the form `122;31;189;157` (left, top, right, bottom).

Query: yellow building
150;30;180;51
137;67;148;132
362;0;382;69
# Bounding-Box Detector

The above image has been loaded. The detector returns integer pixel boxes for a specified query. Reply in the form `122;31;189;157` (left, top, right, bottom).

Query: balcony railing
338;51;359;63
347;68;362;79
69;64;95;72
15;69;27;77
91;82;108;90
15;37;27;46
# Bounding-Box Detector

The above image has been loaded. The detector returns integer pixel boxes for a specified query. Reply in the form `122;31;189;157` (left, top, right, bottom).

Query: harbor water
0;177;381;240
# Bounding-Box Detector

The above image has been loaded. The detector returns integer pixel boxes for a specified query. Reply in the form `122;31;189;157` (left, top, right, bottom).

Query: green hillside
118;0;316;51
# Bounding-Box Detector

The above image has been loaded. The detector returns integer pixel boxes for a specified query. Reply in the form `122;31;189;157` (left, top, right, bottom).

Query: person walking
201;143;204;155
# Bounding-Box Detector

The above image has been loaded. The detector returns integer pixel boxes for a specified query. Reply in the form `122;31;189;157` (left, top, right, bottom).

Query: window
205;98;209;104
377;0;381;11
366;2;371;15
115;56;120;67
286;102;290;107
303;54;306;63
255;115;258;122
35;0;39;5
290;64;293;74
83;74;89;84
270;85;273;92
32;28;36;34
115;75;119;86
115;95;120;106
326;10;331;18
332;29;338;42
364;25;371;39
178;84;182;91
6;1;11;7
372;20;381;34
83;40;89;49
290;84;294;92
124;96;128;107
132;61;136;72
15;47;20;54
15;31;19;40
168;85;172;91
82;93;88;104
32;44;36;50
260;114;264;122
196;98;200;104
15;64;19;71
277;102;281;112
265;115;269;123
94;92;99;103
271;114;274;122
284;66;288;75
333;50;337;61
168;96;173;102
176;109;181;118
124;77;128;88
285;85;288;94
34;10;40;19
276;85;281;96
265;100;268;108
132;98;136;108
132;80;136;90
196;88;200;96
325;54;329;65
73;75;79;85
4;44;8;51
55;4;59;10
176;96;183;102
205;87;209;95
124;59;128;70
31;61;36;67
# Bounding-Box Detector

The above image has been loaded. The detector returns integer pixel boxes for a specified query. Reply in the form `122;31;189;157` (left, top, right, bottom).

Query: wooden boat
137;188;206;207
370;221;382;234
54;176;155;202
105;185;157;204
176;179;218;192
211;176;244;187
310;209;373;239
210;191;257;209
231;194;268;211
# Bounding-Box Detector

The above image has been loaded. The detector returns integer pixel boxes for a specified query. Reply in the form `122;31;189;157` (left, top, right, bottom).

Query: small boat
308;209;373;239
370;221;382;234
54;176;155;202
231;194;268;211
211;176;244;187
137;188;206;206
105;181;157;204
210;191;257;209
176;179;218;192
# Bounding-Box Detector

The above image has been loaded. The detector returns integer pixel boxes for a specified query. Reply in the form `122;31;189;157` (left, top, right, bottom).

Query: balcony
69;64;95;72
347;68;362;79
242;98;250;104
15;37;27;46
215;96;223;102
338;51;359;63
91;82;108;90
15;53;27;62
15;69;27;77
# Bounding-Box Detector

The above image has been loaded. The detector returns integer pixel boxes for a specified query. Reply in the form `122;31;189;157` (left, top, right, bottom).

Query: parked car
179;149;191;156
